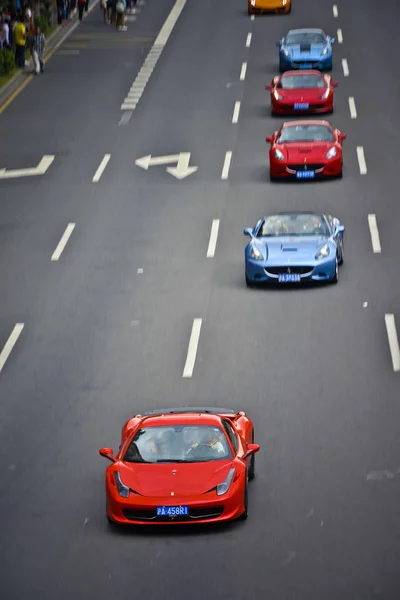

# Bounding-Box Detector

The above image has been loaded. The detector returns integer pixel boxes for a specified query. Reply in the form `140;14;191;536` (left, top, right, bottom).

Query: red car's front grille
279;104;327;110
122;506;224;522
288;164;325;171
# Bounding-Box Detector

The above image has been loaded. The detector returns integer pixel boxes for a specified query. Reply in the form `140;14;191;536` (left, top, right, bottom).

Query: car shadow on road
106;519;245;538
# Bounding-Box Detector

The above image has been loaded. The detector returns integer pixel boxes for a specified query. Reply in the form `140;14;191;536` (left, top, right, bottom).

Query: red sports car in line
266;70;338;115
99;407;260;526
266;120;346;181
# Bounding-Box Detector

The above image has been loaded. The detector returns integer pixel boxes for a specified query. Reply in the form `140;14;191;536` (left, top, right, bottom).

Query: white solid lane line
92;154;111;182
240;62;247;81
356;146;367;175
182;318;202;378
348;97;357;118
221;151;232;180
246;32;252;47
0;323;24;373
367;214;382;253
51;223;76;261
232;101;241;123
385;314;400;372
206;219;220;258
333;4;338;17
337;28;343;43
342;58;349;76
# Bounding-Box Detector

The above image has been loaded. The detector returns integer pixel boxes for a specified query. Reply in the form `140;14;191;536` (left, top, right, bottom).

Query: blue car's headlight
282;48;289;57
315;244;330;259
250;245;263;261
322;46;329;56
216;468;236;496
326;147;337;159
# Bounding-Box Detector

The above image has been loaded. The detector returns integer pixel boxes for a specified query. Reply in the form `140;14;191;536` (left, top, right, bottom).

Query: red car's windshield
277;124;334;143
123;425;233;463
279;75;326;89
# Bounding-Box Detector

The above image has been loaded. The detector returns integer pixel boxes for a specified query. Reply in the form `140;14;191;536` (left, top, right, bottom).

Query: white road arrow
135;152;198;179
0;155;55;180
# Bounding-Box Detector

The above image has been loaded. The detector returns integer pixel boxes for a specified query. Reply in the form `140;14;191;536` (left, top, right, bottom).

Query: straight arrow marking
0;155;55;179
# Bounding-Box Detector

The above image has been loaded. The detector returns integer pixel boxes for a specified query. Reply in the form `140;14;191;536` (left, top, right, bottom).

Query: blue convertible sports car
244;212;345;286
277;29;335;72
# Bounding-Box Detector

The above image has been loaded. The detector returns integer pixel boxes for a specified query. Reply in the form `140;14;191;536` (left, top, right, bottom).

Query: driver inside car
187;428;225;459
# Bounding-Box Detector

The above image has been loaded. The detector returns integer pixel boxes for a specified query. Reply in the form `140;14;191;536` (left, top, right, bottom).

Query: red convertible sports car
99;407;260;526
266;70;338;115
266;120;346;181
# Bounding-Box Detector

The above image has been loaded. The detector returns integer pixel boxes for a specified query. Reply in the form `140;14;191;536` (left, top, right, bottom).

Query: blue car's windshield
285;32;326;45
277;124;334;143
279;75;326;89
258;214;329;237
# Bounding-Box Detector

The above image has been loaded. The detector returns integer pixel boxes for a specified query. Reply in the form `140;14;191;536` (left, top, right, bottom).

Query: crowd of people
100;0;137;31
0;5;46;75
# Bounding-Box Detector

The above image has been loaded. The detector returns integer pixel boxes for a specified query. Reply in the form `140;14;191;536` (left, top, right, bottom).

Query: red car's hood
118;460;233;497
277;88;327;101
279;142;335;161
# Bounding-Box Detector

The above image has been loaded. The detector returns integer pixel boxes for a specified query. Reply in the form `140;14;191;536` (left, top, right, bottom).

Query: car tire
286;5;291;13
332;256;339;283
269;171;277;181
248;429;256;481
238;483;248;520
248;8;252;15
338;238;344;265
279;64;285;73
107;515;115;526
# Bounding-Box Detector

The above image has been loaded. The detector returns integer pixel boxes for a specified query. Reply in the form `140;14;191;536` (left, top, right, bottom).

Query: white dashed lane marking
240;62;247;81
246;32;252;47
342;58;349;76
367;214;382;253
206;219;220;258
348;97;357;118
0;324;24;374
356;146;367;175
385;314;400;372
51;223;76;261
221;151;232;180
92;154;111;182
337;28;343;43
232;101;241;123
333;4;338;17
182;318;202;378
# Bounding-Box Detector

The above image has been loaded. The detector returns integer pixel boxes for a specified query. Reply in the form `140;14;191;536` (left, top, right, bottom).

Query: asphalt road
1;0;399;598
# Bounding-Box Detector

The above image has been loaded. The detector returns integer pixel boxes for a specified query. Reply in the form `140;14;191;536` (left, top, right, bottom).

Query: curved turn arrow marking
0;155;55;179
135;152;198;179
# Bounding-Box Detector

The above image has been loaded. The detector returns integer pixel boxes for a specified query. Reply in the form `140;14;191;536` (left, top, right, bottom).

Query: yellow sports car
248;0;291;15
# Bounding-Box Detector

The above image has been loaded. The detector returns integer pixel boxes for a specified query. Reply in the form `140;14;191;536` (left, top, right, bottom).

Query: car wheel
107;515;116;526
269;171;277;181
238;483;248;520
248;429;256;480
332;256;339;283
338;238;344;265
248;7;252;15
286;4;291;12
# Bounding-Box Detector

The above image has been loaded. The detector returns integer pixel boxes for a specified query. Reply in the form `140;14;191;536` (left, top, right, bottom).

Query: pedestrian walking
115;0;126;31
14;14;26;68
31;24;46;74
77;0;85;21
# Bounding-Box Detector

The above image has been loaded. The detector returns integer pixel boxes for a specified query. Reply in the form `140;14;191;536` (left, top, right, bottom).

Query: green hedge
0;48;15;76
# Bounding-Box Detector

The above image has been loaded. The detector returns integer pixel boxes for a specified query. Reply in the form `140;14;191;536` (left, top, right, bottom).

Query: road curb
0;0;100;112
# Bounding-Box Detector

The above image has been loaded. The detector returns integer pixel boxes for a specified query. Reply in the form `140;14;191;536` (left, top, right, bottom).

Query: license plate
296;170;315;179
294;103;309;110
278;274;301;283
156;505;189;516
300;63;312;68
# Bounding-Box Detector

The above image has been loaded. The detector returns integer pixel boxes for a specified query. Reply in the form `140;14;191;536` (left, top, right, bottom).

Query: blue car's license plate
296;170;315;179
278;274;301;283
300;63;312;68
157;505;189;516
294;103;309;110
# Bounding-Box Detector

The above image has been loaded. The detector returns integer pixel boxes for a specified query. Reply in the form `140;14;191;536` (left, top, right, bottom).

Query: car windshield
258;214;329;237
123;425;233;463
279;75;326;89
285;32;326;45
277;124;334;143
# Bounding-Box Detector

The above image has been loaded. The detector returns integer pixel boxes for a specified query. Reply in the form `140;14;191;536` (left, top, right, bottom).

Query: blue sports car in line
244;212;345;287
277;29;335;72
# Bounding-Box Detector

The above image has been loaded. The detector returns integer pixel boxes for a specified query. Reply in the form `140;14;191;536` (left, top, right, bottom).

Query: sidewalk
0;0;100;113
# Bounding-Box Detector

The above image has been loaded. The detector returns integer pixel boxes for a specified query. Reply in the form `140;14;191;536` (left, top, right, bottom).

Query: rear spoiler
142;407;236;417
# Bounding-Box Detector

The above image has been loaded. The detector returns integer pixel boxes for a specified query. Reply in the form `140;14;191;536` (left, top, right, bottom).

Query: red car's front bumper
270;154;342;179
105;479;246;525
271;98;333;115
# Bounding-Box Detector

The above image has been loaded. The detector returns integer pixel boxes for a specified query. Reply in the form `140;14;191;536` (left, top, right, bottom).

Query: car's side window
326;215;334;232
222;420;239;453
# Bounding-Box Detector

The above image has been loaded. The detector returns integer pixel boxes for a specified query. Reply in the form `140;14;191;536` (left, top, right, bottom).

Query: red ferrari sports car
99;407;260;526
266;70;338;115
266;120;346;181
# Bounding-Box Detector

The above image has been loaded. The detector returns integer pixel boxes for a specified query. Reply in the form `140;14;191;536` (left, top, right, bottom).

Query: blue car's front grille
266;266;314;275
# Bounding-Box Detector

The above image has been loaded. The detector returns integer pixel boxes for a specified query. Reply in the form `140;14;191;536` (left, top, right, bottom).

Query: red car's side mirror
340;133;347;141
265;84;272;90
266;136;273;143
242;443;260;461
332;81;339;87
99;447;116;462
